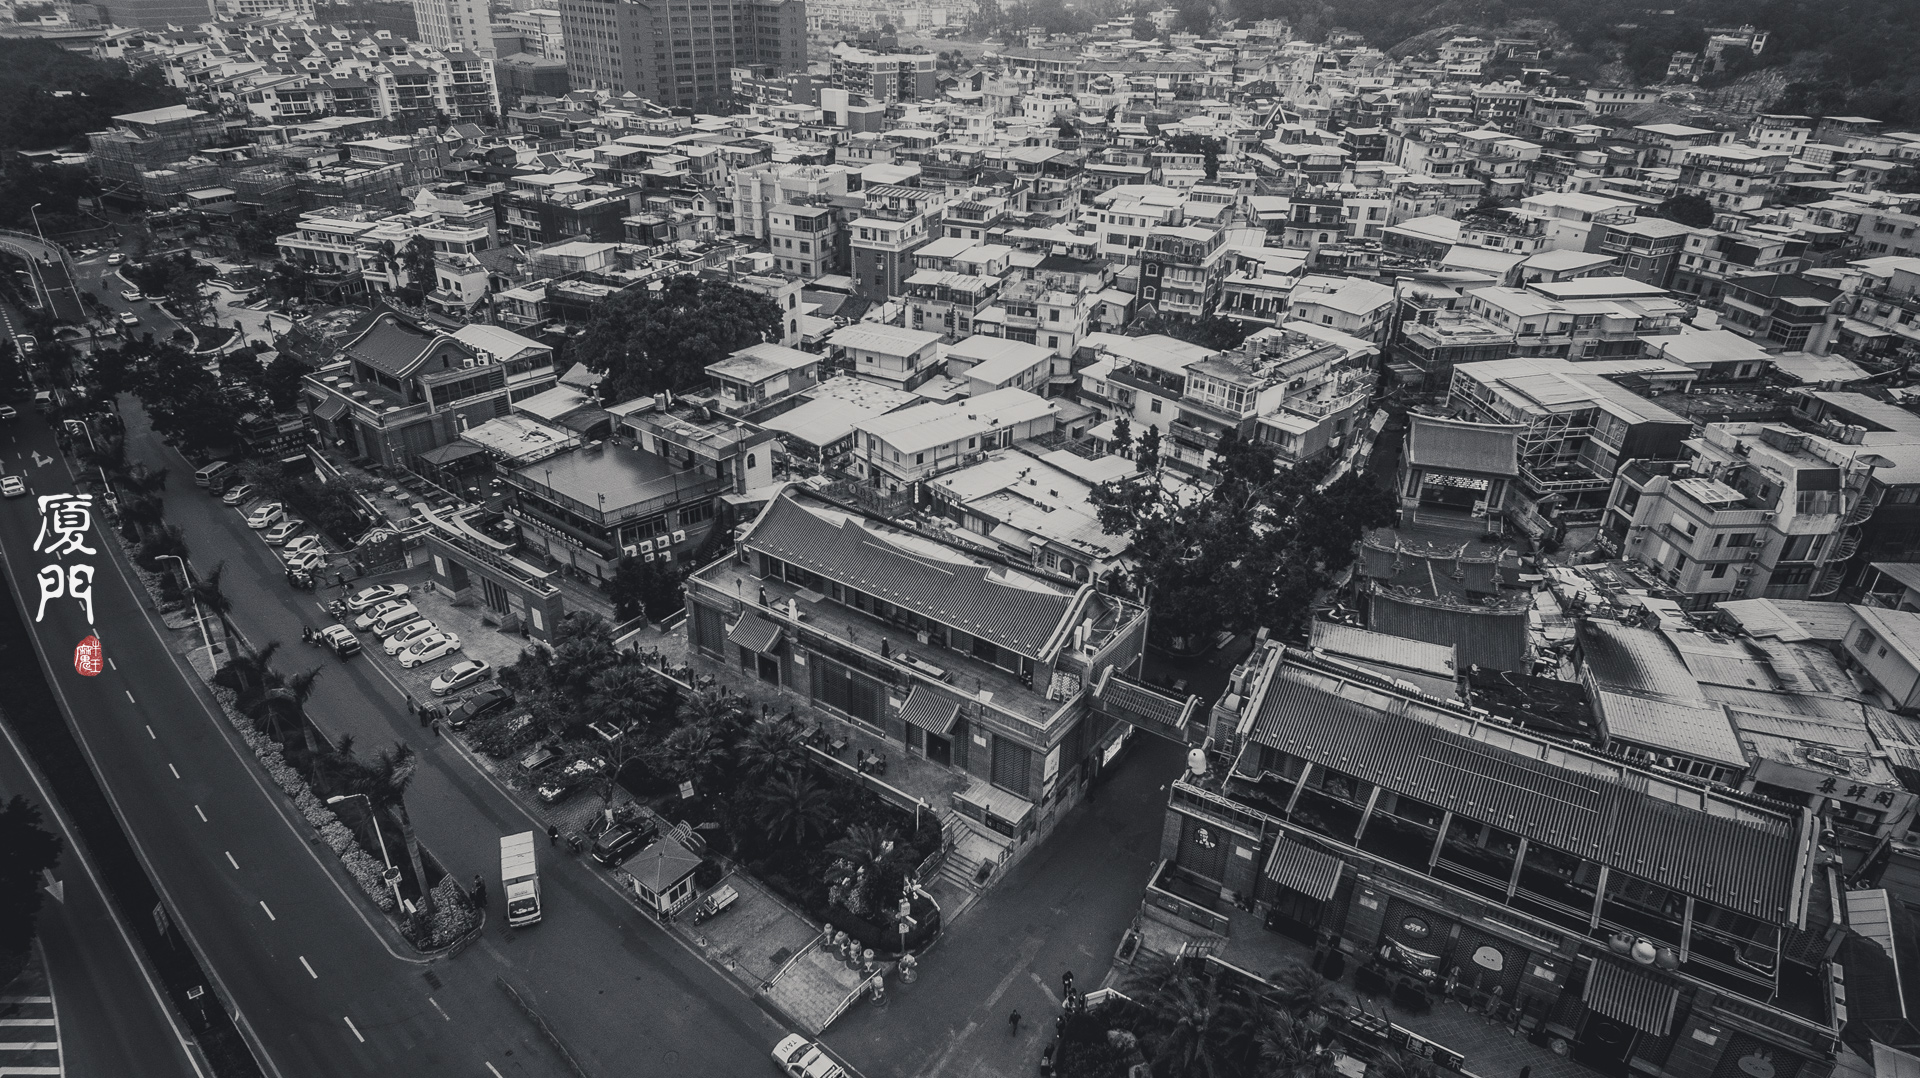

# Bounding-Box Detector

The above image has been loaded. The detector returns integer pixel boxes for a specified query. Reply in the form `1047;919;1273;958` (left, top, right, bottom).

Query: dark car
444;686;515;730
589;820;657;866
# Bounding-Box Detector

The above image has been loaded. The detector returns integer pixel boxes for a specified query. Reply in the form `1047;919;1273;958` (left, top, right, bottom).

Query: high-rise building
103;0;215;28
557;0;805;111
412;0;489;53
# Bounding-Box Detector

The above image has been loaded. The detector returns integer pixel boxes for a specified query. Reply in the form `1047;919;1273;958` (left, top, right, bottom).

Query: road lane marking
225;851;238;870
125;690;134;703
259;901;274;921
300;956;316;979
1028;971;1059;1006
168;763;179;779
107;657;115;670
428;996;450;1022
343;1015;364;1043
194;805;206;822
487;1064;504;1078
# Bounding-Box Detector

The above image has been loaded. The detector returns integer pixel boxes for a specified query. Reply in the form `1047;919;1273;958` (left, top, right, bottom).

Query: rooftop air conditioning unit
623;544;639;557
672;529;687;544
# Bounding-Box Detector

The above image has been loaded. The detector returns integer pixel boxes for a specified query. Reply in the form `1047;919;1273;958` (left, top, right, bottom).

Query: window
1149;399;1161;414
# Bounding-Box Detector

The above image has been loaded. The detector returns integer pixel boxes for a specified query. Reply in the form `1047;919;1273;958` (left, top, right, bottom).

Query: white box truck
500;831;541;926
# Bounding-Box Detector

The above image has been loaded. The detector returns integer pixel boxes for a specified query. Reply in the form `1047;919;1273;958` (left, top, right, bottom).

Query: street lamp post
327;793;403;910
28;203;47;245
157;554;213;658
66;420;114;508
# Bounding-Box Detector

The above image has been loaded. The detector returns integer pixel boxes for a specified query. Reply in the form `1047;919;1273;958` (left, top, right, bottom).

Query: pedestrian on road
1009;1010;1021;1036
1062;970;1075;995
472;875;487;909
547;825;560;846
430;717;442;738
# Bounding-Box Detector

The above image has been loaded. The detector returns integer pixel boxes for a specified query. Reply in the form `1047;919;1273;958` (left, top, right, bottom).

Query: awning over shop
418;442;486;466
1263;837;1343;901
726;612;783;654
1583;960;1679;1036
899;681;968;735
313;396;348;422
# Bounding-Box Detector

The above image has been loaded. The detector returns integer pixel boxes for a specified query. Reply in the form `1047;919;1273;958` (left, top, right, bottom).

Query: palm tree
225;637;280;700
826;823;900;875
188;560;235;657
1124;952;1257;1078
357;744;434;919
312;733;360;797
261;666;323;755
1363;1049;1439;1078
121;493;165;539
585;664;670;740
1251;1003;1335;1078
736;713;807;782
1260;961;1342;1017
755;771;835;846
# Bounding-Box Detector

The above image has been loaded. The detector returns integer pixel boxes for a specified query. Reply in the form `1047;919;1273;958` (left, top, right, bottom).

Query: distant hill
1229;0;1920;126
0;39;184;153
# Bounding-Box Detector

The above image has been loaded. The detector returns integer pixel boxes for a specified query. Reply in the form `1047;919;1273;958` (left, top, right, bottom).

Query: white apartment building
413;0;491;54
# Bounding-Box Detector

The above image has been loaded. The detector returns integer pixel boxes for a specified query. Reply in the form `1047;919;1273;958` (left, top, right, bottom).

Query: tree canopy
0;796;62;977
1092;436;1393;648
572;276;783;403
0;39;184;152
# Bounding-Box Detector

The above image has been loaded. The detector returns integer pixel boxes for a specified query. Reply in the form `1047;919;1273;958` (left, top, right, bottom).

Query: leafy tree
608;554;685;622
736;712;808;783
0;796;62;987
1136;424;1161;474
0;338;28;401
401;234;435;296
1129;312;1254;352
1091;435;1392;647
584;664;674;743
1656;193;1715;229
266;260;312;304
0;163;100;235
573;276;782;402
0;39;183;152
1111;415;1132;457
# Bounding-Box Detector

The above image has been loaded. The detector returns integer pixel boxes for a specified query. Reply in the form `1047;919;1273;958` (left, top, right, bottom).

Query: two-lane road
0;409;575;1077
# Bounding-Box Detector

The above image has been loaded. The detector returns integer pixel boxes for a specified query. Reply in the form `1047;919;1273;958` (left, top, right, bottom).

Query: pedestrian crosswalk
0;991;62;1077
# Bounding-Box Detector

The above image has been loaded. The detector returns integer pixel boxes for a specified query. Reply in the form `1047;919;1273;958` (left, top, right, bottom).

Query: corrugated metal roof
742;493;1083;658
1592;690;1748;768
1405;414;1520;476
1311;622;1456;679
1096;674;1194;733
1264;837;1343;901
1583;961;1679;1036
1247;668;1798;918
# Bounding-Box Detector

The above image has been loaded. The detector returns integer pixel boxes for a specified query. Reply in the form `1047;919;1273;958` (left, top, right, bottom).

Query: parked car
0;475;24;498
444;686;514;729
589;820;656;866
398;632;461;668
353;598;412;631
285;548;327;574
106;253;124;266
220;483;255;506
430;658;492;696
0;405;15;421
344;583;408;612
118;312;140;328
245;502;285;529
120;288;142;302
284;534;325;558
318;623;360;658
773;1036;846;1078
263;519;304;545
381;619;437;655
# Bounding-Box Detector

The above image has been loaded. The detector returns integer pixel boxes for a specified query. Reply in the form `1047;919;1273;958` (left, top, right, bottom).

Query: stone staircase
935;810;1005;893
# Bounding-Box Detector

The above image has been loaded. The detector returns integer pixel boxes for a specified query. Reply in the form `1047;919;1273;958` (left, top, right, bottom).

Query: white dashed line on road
300;956;317;979
107;657;115;670
343;1016;364;1043
486;1064;504;1078
194;805;206;822
428;996;450;1022
259;901;274;921
168;763;179;779
125;690;134;703
145;725;154;739
225;851;238;870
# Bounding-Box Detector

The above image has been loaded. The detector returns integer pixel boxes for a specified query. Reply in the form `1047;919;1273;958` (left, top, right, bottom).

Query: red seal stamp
74;635;102;676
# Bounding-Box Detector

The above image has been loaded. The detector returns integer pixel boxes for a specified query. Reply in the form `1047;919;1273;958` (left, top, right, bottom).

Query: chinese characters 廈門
34;492;97;624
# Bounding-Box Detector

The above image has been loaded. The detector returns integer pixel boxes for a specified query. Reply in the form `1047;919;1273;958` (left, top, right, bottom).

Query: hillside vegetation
1229;0;1920;126
0;39;183;153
